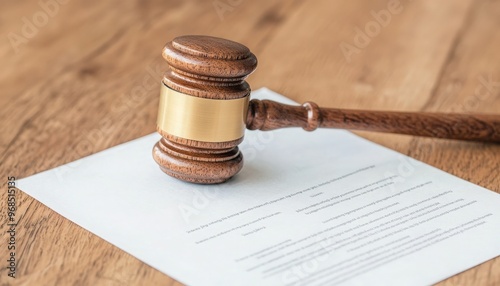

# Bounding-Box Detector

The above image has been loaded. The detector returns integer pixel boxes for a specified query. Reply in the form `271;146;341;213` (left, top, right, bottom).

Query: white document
19;88;500;286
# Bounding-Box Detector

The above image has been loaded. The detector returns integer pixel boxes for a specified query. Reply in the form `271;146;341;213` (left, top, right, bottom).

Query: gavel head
152;35;258;184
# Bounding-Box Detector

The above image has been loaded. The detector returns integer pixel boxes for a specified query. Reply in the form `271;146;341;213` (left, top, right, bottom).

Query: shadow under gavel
152;35;500;184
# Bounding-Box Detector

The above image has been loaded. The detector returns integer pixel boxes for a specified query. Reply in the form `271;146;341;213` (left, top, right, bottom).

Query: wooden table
1;0;498;285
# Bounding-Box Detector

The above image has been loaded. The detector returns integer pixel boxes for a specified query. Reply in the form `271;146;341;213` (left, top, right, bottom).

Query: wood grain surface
1;0;499;285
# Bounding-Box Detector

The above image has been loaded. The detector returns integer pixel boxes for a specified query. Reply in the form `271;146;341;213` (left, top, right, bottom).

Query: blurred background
1;0;499;153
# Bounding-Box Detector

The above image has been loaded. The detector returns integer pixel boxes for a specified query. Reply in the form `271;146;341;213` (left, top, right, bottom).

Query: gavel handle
246;99;500;143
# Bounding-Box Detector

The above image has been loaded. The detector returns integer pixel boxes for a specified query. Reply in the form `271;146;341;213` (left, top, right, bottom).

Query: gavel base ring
153;137;244;184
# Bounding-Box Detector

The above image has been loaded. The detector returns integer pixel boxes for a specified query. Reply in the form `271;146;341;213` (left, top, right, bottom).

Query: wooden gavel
152;35;500;184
